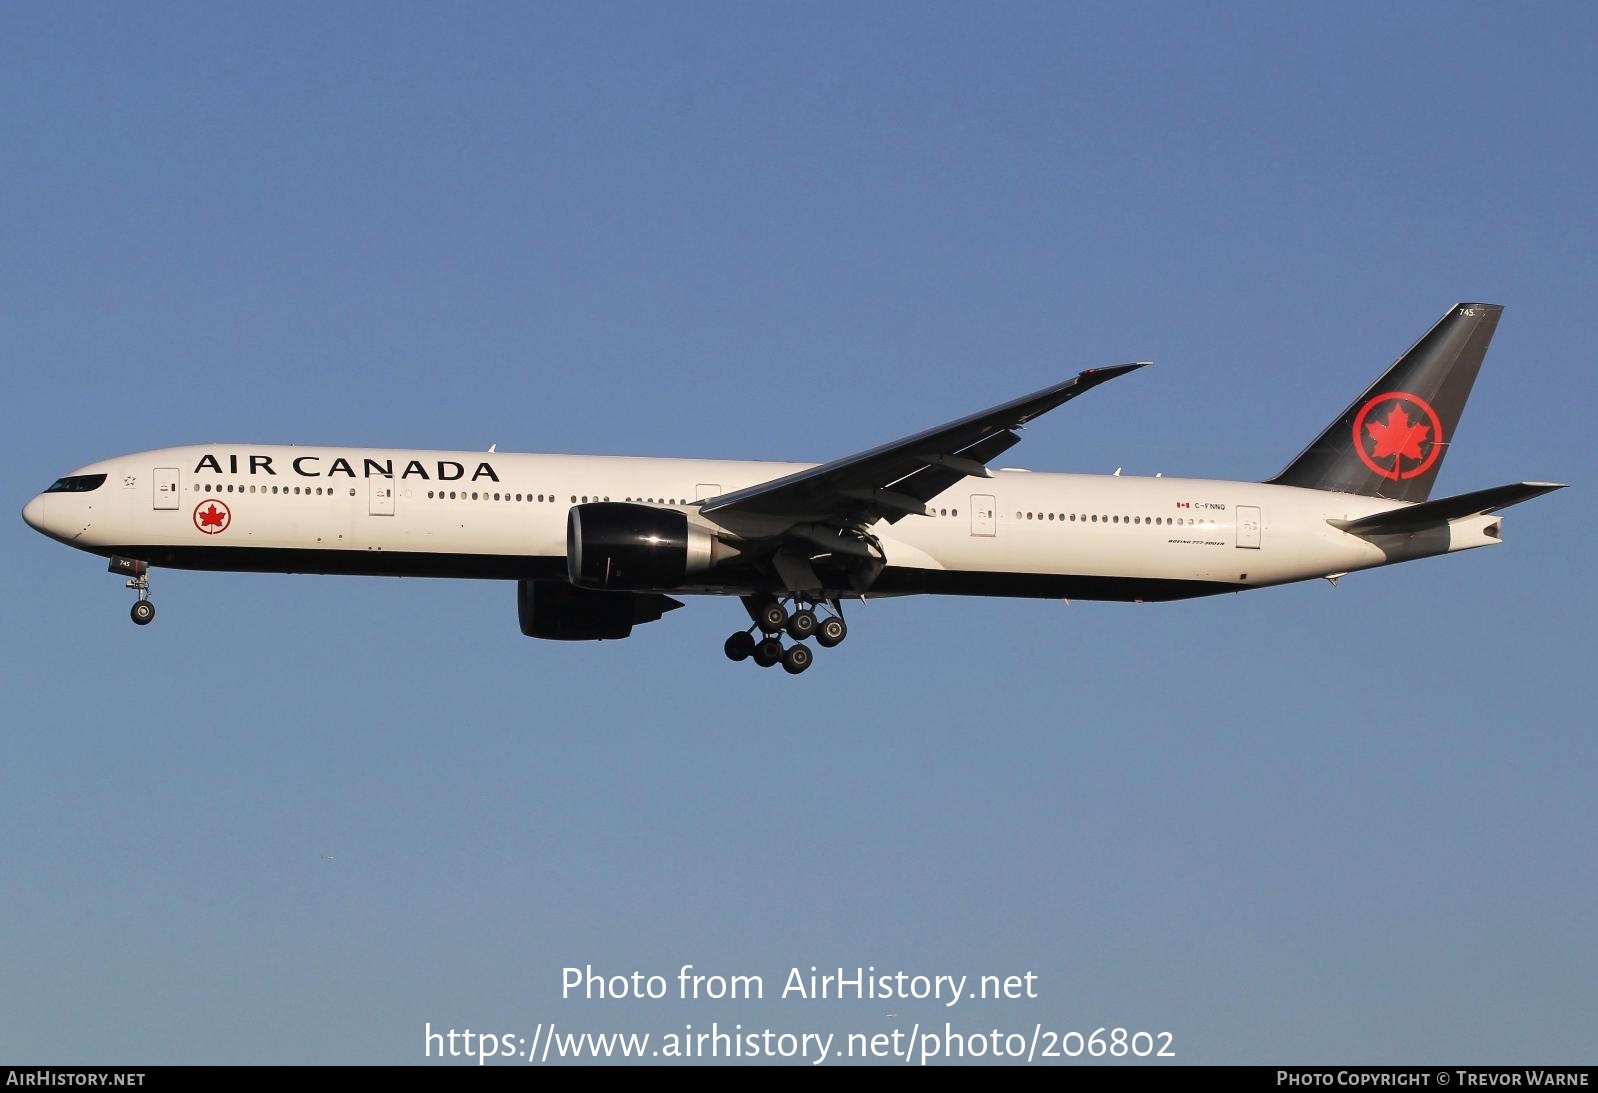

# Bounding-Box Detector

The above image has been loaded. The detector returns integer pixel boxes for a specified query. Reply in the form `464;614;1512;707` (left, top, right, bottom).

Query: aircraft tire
781;643;813;675
757;601;788;634
724;631;755;662
753;638;784;667
786;608;817;641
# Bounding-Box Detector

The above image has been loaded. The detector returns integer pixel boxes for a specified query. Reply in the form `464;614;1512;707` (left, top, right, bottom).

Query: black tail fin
1269;303;1502;503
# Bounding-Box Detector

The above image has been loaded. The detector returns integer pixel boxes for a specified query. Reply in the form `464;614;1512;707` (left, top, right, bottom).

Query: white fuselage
23;444;1501;602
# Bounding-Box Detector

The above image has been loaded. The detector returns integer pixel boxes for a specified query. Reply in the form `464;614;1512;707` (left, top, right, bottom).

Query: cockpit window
44;474;107;494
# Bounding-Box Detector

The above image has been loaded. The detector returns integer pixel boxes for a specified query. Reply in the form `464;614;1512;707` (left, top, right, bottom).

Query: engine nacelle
567;502;722;591
517;579;681;640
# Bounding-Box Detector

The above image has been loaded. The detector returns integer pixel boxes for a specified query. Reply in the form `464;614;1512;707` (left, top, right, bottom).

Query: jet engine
567;502;733;591
517;579;681;640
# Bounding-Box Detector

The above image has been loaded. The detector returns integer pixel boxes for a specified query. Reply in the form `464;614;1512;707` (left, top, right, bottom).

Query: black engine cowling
517;579;681;640
567;503;718;591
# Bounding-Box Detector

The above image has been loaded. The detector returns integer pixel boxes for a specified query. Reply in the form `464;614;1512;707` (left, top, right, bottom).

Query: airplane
21;302;1563;675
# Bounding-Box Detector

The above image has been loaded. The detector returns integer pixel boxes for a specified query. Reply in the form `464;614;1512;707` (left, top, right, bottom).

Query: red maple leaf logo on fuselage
193;500;231;534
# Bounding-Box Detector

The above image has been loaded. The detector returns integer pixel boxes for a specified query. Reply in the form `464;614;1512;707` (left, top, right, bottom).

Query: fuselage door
153;467;180;510
369;476;395;516
971;494;996;536
1237;505;1261;549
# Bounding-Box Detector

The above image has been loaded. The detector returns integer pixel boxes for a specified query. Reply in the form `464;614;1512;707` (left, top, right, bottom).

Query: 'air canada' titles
193;453;499;482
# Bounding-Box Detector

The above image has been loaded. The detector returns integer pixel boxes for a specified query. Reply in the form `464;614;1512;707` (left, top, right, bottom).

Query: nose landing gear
110;556;155;626
724;595;846;674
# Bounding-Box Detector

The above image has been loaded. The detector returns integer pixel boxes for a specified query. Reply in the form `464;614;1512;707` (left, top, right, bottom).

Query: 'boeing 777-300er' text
23;303;1563;674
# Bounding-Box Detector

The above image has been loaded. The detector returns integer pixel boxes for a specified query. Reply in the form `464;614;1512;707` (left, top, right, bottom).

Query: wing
700;363;1149;534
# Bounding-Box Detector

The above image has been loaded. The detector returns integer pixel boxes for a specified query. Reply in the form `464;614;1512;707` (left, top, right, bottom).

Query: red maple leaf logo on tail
1352;392;1444;481
1366;405;1430;465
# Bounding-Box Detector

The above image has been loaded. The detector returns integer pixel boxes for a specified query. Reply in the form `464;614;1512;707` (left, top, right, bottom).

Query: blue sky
3;3;1592;1065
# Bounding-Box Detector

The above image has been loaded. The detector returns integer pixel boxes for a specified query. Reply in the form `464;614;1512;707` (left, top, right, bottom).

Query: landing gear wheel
724;631;755;662
131;600;155;626
786;608;817;642
752;638;784;668
816;616;846;648
781;643;813;675
757;601;788;634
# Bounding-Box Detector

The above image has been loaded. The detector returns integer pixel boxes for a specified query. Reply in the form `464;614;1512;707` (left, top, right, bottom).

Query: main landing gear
110;556;155;626
723;596;848;675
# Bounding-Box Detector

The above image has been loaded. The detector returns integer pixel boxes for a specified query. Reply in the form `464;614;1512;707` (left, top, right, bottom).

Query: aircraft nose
22;494;46;531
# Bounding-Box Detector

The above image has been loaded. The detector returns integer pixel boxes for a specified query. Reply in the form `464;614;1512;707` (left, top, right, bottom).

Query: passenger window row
427;491;559;502
194;482;341;496
1015;511;1212;527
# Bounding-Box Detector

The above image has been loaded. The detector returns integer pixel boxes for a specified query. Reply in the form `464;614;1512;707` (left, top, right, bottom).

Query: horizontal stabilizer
1329;482;1566;535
